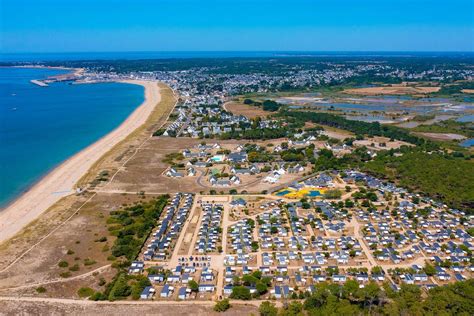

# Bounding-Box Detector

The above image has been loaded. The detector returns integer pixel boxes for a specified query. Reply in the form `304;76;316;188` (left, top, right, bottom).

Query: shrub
69;264;80;272
84;258;97;266
214;298;231;312
98;278;106;286
58;260;69;268
259;301;278;316
89;291;108;301
36;287;47;293
77;287;95;298
108;273;131;301
230;286;251;300
60;272;71;278
131;275;151;300
188;280;199;292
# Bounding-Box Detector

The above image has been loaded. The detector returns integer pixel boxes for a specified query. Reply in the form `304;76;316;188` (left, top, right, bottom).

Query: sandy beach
0;80;161;244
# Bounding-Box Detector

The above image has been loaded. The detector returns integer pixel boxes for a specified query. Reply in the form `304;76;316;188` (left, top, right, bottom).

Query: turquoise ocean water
0;67;144;207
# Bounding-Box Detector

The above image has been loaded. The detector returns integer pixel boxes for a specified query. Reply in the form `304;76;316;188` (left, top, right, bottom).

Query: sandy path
0;80;161;244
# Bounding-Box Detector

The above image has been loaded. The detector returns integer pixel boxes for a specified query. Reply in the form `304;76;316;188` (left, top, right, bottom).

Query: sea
2;51;473;62
0;67;144;208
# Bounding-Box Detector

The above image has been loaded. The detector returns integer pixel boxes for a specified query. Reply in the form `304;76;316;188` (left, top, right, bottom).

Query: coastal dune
0;80;161;243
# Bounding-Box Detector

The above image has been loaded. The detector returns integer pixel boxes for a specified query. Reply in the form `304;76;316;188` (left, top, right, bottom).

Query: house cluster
162;108;187;137
139;263;218;300
143;193;194;261
172;102;281;139
194;203;223;253
220;264;391;299
228;220;255;254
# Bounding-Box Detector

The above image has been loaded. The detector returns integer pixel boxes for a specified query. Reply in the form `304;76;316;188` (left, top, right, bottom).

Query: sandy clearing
0;296;261;315
224;101;268;119
416;132;467;141
344;86;440;95
0;80;161;244
184;232;193;243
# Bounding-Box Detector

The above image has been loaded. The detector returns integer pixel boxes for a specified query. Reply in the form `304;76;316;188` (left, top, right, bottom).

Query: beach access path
0;80;162;244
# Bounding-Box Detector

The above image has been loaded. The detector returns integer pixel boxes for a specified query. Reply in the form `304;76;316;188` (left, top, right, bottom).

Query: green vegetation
86;197;169;301
162;153;184;165
248;150;272;162
108;195;169;260
412;114;435;122
435;82;474;96
69;264;80;272
364;150;474;211
230;286;251;300
214;298;231;312
84;258;97;266
152;128;166;137
188;280;199;292
242;99;281;111
259;301;278;316
282;110;427;145
323;189;343;200
108;273;131;301
77;287;95;298
258;280;474;316
412;119;474;138
35;287;47;293
220;127;289;140
130;275;152;300
59;271;71;278
58;260;69;268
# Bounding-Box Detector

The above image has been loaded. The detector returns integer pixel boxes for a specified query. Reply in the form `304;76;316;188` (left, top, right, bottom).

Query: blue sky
2;0;473;52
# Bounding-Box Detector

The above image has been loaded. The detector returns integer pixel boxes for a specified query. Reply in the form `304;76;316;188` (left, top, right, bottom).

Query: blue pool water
276;190;291;196
0;67;144;207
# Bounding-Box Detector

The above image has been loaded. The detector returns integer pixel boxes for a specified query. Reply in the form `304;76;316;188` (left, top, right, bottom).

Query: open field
0;297;259;316
343;86;440;95
94;137;314;195
415;132;467;141
0;192;158;297
77;82;177;188
224;101;269;119
353;136;414;150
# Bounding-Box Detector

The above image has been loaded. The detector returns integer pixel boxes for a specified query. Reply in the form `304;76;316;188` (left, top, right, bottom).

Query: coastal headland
0;79;170;244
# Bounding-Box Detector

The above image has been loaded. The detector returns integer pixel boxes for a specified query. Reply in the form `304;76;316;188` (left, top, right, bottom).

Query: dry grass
0;192;156;296
76;83;177;188
0;300;259;315
224;101;268;119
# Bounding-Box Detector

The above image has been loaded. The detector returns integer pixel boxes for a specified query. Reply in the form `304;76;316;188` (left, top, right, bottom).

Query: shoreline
0;79;162;244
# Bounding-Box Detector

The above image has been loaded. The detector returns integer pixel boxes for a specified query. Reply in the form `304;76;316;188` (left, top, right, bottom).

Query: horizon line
3;50;474;54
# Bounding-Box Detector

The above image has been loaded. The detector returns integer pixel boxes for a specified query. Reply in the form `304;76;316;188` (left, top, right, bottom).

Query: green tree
214;298;231;312
424;263;437;276
230;286;251;300
259;301;278;316
108;273;131;301
188;280;199;292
